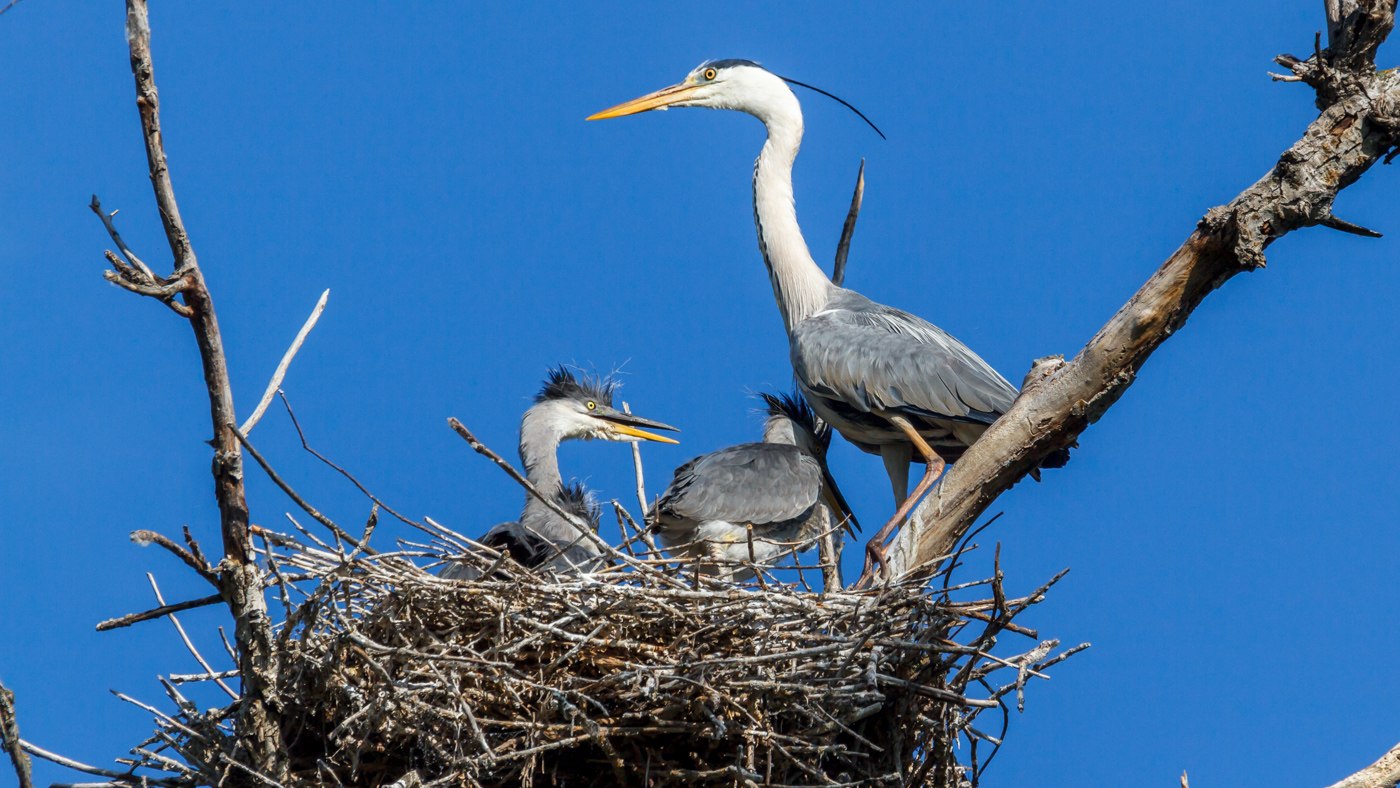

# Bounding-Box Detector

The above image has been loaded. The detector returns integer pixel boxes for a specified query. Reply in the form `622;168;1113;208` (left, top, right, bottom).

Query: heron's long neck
518;418;564;528
754;114;832;332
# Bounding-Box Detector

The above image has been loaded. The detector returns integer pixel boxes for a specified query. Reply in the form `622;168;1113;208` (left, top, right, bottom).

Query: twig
622;402;661;556
446;417;608;554
88;197;156;281
232;426;374;554
239;289;329;436
96;593;224;631
276;391;422;530
146;573;239;700
0;681;34;788
831;158;865;287
129;529;218;586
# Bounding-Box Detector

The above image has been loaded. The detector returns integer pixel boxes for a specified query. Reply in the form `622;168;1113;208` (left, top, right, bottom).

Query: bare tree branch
0;681;34;788
146;574;239;701
1327;741;1400;788
239;289;330;436
96;593;224;632
130;529;219;587
889;0;1400;579
111;1;288;778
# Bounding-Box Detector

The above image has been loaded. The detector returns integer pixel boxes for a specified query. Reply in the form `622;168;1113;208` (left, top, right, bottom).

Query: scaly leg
856;444;910;587
856;415;947;588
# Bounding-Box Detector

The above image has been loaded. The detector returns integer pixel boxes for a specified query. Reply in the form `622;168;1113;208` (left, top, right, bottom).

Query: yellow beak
587;83;701;121
609;423;680;444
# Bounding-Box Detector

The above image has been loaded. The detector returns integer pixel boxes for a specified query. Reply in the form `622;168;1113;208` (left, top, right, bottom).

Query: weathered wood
0;681;34;788
890;0;1400;578
119;1;288;780
1327;740;1400;788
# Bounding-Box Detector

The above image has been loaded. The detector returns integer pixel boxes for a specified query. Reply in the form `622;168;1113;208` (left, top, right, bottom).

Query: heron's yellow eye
703;67;717;81
586;401;597;411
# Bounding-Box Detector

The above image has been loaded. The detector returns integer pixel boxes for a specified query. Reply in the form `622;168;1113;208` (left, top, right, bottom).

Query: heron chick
590;60;1069;585
442;368;678;580
651;392;856;582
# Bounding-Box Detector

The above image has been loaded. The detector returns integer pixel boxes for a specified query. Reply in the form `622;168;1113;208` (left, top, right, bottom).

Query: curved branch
891;0;1400;578
1327;740;1400;788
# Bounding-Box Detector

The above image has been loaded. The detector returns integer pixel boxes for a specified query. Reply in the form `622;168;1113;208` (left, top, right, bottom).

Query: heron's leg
858;416;947;588
856;444;912;586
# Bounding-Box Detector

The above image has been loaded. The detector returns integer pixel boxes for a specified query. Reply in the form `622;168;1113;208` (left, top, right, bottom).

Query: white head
520;368;680;451
588;59;884;141
588;59;800;128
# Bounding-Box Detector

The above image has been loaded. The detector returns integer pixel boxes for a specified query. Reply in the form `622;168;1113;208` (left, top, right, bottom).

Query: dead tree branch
0;681;34;788
1327;741;1400;788
890;0;1400;578
239;289;329;436
96;593;225;632
96;1;289;779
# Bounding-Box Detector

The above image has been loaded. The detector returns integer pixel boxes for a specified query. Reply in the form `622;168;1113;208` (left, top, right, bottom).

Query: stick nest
105;515;1075;788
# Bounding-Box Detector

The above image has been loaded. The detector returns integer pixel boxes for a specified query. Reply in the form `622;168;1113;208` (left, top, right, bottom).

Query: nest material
112;519;1079;788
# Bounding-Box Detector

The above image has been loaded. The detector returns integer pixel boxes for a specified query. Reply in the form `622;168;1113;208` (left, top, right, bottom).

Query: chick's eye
703;68;717;81
586;401;597;411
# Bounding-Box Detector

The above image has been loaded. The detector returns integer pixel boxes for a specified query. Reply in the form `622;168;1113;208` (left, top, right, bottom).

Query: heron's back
791;288;1018;458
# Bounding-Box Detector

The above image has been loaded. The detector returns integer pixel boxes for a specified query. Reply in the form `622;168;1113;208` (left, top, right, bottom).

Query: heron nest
104;512;1081;788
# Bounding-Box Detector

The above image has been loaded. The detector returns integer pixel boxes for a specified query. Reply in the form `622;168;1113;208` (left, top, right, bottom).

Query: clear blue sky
2;3;1396;786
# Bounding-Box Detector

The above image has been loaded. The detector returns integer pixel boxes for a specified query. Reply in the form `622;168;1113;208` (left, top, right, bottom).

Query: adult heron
650;391;857;582
441;368;679;579
589;60;1068;582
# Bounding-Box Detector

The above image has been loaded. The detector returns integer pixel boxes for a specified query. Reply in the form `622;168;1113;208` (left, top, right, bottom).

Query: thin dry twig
239;288;330;436
146;574;239;701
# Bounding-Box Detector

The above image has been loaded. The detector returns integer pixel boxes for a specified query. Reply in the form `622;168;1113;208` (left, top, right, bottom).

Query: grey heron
650;391;858;582
589;60;1068;584
441;368;679;579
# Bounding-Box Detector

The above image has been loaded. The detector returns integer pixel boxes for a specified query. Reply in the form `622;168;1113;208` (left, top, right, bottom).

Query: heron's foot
852;455;947;589
854;521;900;589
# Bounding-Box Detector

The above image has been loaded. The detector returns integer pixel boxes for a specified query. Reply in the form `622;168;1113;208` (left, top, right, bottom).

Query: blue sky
2;2;1396;786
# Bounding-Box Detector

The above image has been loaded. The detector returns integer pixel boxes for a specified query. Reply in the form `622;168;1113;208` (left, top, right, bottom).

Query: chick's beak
595;407;680;444
587;82;701;120
821;465;861;537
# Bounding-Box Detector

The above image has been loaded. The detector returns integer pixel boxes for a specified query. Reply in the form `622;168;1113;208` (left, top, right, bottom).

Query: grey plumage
446;483;602;580
792;289;1020;463
589;59;1069;584
651;392;848;580
441;368;678;580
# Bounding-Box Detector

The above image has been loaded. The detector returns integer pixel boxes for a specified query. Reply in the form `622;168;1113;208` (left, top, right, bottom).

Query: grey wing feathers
793;289;1017;423
656;443;822;525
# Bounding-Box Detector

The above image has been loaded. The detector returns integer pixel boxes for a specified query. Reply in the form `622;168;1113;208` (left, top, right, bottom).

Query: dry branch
0;681;34;788
104;1;288;778
890;0;1400;578
240;289;329;436
1327;741;1400;788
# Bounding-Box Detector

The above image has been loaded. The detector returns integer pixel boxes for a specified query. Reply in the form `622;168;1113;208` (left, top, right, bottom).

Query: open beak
820;465;861;536
587;82;701;120
596;407;681;444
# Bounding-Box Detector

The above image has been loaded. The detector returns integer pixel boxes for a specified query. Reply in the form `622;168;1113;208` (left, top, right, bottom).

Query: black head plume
536;366;618;407
778;74;886;140
759;390;832;448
